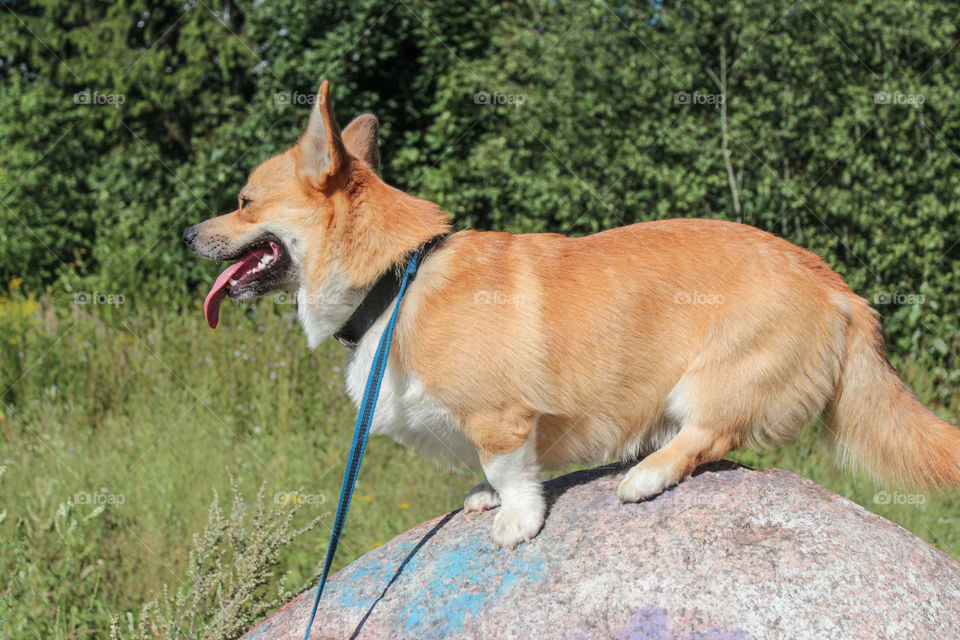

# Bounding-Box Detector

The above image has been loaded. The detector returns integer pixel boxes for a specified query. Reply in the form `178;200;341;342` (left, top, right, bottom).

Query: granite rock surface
242;463;960;640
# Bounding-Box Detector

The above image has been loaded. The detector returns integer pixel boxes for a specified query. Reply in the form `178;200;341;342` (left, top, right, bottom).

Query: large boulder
242;463;960;640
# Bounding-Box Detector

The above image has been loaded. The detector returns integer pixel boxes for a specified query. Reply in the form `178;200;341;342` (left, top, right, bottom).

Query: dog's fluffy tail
826;296;960;489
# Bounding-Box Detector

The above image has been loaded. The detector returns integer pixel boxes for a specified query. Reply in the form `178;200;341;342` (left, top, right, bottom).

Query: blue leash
302;249;424;640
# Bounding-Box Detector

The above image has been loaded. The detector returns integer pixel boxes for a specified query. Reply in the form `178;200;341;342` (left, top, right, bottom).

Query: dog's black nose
182;225;199;247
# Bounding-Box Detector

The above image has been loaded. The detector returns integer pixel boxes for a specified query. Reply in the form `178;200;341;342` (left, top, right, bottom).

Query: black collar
334;235;445;348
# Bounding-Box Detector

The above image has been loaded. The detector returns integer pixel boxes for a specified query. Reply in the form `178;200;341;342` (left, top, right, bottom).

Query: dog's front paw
492;504;544;548
464;483;501;513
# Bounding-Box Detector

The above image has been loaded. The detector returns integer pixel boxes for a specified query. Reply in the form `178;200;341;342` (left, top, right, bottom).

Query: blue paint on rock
397;534;548;633
322;513;548;636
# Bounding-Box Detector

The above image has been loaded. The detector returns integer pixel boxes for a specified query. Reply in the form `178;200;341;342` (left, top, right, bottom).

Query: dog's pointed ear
297;80;348;189
341;114;380;173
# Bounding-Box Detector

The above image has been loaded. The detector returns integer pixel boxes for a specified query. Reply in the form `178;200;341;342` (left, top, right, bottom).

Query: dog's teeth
229;278;238;286
262;254;274;265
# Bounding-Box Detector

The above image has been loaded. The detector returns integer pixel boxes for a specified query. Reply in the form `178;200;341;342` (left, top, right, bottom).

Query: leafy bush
2;0;959;374
109;482;323;640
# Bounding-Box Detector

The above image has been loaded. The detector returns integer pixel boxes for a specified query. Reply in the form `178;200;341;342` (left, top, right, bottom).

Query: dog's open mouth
204;235;291;328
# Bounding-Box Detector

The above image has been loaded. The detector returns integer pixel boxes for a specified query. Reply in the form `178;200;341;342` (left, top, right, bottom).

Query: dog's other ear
341;114;380;173
297;80;348;189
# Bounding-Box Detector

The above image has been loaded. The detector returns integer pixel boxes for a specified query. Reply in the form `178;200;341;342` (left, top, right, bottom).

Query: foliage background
2;0;960;638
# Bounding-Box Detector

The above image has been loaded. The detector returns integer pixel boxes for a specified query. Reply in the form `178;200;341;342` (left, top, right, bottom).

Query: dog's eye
239;196;252;210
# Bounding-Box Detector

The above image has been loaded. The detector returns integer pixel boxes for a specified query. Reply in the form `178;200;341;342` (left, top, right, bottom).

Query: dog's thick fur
185;81;960;548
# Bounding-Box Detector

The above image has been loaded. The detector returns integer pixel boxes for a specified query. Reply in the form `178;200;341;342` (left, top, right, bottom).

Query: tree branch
710;44;742;223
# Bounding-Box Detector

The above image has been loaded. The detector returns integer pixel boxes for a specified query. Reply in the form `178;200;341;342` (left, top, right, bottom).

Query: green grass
1;295;958;638
0;297;475;638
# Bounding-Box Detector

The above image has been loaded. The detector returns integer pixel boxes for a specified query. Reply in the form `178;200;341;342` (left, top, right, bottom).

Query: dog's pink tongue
203;254;259;329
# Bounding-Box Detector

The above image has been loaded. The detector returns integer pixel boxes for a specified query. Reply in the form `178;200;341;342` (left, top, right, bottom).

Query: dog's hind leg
617;421;733;502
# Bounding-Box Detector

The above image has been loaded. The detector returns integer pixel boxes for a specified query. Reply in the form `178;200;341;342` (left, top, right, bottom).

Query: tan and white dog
184;81;960;548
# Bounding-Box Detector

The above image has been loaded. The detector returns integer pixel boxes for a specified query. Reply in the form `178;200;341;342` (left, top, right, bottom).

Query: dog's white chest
343;325;479;470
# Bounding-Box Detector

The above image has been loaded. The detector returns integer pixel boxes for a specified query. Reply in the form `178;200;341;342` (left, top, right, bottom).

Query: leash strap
302;249;424;640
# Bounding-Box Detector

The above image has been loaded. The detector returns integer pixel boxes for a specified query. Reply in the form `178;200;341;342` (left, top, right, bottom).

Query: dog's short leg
484;440;544;548
463;478;500;513
468;411;544;548
617;422;732;502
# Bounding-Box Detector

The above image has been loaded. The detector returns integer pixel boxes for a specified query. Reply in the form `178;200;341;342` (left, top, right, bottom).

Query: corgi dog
184;80;960;548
